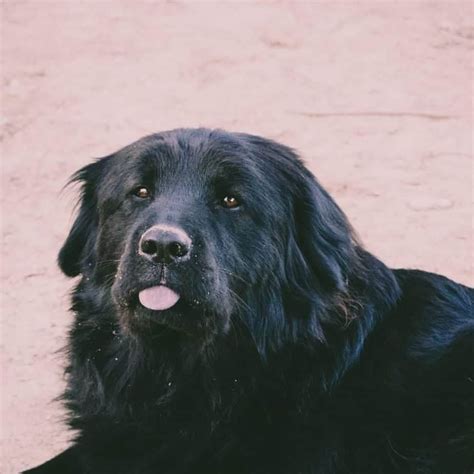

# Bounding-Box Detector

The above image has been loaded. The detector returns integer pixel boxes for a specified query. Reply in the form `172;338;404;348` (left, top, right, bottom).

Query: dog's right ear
58;160;105;277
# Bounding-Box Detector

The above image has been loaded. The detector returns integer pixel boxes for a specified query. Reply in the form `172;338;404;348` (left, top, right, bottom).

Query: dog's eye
133;186;150;199
222;196;240;209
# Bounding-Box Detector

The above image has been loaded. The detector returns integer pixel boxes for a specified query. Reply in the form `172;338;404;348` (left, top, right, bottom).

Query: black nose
139;225;192;264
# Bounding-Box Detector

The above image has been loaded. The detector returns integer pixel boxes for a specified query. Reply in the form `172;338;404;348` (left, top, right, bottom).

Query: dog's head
59;129;357;350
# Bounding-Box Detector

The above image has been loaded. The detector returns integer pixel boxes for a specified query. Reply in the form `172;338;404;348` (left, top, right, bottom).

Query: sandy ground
1;2;472;472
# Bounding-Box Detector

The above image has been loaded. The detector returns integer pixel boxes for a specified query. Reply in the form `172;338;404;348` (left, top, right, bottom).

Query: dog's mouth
138;285;180;311
110;257;232;337
110;272;234;341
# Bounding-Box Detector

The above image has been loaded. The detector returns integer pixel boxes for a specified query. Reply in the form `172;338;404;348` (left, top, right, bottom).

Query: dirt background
1;2;472;472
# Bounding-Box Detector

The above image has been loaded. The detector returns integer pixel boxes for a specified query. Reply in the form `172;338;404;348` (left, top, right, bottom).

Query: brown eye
222;196;240;209
134;186;150;199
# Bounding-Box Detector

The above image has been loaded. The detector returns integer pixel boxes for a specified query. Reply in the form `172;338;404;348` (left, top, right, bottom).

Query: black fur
25;129;473;474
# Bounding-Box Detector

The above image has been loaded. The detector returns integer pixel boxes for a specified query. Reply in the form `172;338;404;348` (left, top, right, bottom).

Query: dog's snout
139;225;192;264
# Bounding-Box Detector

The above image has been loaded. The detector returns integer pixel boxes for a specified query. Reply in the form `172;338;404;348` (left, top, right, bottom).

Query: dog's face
59;129;354;347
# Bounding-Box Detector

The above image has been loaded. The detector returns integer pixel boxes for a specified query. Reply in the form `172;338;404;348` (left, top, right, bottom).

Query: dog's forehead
107;130;256;183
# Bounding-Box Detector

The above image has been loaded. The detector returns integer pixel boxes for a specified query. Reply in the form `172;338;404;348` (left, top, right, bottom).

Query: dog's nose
139;225;192;264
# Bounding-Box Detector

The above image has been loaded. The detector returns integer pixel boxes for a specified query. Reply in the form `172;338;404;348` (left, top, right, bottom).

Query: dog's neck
65;251;400;428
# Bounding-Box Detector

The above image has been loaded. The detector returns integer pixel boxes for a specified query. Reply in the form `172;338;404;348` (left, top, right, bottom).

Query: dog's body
26;129;473;474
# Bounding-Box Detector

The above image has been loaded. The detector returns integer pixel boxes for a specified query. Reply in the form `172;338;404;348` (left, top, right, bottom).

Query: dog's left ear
243;134;356;292
291;170;356;291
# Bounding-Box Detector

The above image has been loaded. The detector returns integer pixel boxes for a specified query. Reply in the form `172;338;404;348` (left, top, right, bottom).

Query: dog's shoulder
346;269;474;472
374;268;473;393
392;269;473;344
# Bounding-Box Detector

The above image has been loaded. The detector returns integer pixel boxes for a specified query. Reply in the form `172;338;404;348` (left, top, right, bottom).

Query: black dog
25;129;473;474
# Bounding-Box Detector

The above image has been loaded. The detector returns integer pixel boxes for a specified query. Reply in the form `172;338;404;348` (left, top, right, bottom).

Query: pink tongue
138;286;180;311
